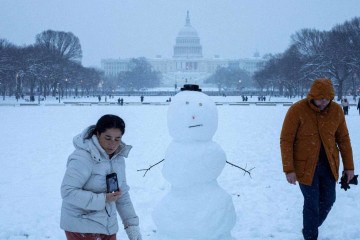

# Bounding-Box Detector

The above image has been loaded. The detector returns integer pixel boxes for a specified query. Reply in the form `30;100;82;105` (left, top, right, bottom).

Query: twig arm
226;161;255;178
137;159;165;177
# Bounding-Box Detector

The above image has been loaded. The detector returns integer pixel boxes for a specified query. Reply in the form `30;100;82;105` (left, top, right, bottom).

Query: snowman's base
152;181;236;240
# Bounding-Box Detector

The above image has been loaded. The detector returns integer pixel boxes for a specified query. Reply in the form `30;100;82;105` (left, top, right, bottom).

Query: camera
106;173;119;193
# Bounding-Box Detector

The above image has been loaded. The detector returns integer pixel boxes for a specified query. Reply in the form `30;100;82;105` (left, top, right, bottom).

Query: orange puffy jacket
280;78;354;185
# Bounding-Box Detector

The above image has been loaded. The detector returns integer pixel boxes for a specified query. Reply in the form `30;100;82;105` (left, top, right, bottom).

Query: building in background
101;11;265;88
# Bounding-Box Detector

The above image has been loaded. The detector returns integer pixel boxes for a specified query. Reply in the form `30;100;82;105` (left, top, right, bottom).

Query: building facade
101;11;265;88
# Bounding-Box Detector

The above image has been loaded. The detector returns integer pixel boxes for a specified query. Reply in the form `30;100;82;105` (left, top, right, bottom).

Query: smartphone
106;173;119;193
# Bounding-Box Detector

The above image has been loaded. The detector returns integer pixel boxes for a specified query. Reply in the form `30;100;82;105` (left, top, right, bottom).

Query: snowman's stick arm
226;161;255;178
137;159;165;177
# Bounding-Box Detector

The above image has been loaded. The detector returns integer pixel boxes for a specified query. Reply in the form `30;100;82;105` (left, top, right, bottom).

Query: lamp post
238;80;242;94
333;83;340;101
65;78;68;98
80;80;83;96
57;82;61;103
37;86;40;105
15;73;19;101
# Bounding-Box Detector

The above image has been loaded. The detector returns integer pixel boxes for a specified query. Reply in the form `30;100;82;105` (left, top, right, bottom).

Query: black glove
339;172;358;191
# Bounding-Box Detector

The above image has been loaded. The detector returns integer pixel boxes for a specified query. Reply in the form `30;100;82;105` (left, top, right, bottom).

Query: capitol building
101;11;265;88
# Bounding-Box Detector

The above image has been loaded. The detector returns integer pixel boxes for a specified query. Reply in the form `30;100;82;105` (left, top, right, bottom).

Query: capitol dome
173;11;203;59
177;24;199;38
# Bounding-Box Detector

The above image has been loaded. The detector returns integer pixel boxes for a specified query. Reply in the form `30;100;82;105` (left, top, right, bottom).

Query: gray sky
1;0;359;68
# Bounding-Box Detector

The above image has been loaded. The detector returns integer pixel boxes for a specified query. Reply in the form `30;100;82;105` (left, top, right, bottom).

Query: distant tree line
0;30;162;101
254;17;360;100
0;30;105;101
104;57;162;92
205;66;252;92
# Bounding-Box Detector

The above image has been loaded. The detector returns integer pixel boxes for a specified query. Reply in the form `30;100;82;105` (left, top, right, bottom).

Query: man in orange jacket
280;78;355;240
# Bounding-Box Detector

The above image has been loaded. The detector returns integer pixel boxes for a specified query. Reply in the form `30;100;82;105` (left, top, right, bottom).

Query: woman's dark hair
85;114;125;139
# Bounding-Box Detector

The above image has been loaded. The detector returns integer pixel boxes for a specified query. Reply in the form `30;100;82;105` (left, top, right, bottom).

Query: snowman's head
167;88;218;141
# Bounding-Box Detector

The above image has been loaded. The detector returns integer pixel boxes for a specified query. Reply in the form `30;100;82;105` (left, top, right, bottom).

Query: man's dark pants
299;159;336;240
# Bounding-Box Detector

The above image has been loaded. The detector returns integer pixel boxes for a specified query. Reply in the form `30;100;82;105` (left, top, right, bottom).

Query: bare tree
331;17;360;99
35;30;82;63
205;66;251;92
0;39;23;99
253;54;283;96
292;21;360;100
291;29;330;81
120;58;161;91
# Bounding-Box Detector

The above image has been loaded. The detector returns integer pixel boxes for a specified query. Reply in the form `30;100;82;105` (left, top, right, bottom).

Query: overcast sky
1;0;359;68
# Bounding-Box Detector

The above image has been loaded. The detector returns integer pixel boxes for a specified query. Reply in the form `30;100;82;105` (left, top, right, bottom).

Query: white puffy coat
60;126;139;235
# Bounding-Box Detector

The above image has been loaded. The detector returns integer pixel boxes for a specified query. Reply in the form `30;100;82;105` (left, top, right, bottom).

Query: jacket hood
307;78;335;100
72;126;94;151
73;126;131;161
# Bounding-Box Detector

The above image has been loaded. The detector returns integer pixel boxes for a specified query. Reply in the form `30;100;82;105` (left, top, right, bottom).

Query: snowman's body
152;89;236;240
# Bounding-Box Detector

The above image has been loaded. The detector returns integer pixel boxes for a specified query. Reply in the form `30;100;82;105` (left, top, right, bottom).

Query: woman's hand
106;190;121;202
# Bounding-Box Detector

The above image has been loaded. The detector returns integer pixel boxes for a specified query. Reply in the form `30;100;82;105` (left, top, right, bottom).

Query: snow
0;96;359;240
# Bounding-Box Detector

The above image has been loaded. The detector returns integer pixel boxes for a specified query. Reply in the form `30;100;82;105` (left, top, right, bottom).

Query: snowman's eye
185;101;189;105
199;103;203;106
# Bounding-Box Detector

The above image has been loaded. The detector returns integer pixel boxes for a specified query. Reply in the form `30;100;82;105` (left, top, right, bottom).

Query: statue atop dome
185;10;191;26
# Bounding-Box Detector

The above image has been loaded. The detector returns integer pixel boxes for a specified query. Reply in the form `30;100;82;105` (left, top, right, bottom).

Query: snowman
152;84;236;240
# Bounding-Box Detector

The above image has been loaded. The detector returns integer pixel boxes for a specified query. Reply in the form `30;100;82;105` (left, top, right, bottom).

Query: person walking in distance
341;97;349;115
280;78;355;240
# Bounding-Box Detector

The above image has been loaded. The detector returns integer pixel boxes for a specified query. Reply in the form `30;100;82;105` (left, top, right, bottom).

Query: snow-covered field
0;97;359;240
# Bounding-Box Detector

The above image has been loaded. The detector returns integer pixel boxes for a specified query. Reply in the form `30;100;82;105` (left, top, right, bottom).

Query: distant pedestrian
140;95;144;103
357;98;360;115
98;95;101;102
341;98;349;115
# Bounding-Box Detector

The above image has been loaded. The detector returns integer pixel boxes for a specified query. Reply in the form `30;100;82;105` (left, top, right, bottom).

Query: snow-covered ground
0;96;359;240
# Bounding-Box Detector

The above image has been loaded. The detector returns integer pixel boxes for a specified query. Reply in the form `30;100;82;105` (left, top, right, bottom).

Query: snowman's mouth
189;124;203;128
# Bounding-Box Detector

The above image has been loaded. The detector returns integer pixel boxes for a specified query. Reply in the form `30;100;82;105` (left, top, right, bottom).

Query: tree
291;28;329;80
330;17;360;99
0;39;17;99
253;54;282;95
292;23;360;100
324;26;353;99
278;45;306;97
35;30;82;63
205;66;251;92
120;58;161;91
19;45;63;100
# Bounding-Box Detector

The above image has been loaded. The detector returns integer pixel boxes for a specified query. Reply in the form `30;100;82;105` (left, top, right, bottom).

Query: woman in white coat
60;114;142;240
